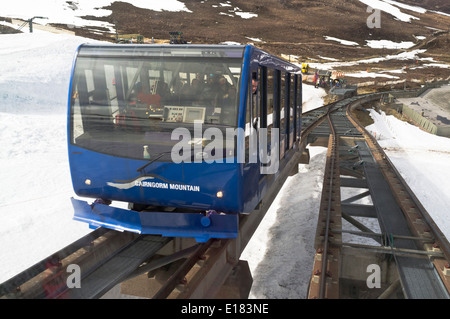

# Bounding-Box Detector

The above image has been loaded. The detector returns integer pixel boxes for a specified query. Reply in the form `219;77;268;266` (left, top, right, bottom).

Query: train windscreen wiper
136;152;171;173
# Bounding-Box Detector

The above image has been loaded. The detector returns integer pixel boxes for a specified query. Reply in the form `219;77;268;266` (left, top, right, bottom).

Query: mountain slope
2;0;449;86
89;2;447;45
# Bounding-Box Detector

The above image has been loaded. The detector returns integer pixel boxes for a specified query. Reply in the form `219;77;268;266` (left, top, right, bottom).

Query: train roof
76;43;246;58
75;43;301;74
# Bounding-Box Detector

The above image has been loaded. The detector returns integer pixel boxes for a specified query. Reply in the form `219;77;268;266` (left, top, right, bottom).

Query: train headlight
216;191;223;198
85;179;91;185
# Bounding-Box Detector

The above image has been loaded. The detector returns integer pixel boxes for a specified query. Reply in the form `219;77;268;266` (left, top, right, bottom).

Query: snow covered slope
0;32;98;283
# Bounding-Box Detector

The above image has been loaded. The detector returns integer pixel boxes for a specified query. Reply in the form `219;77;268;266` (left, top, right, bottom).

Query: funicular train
68;44;302;242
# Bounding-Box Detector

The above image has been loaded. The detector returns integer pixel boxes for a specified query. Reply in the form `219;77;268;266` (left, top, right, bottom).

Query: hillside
2;0;450;88
70;1;450;51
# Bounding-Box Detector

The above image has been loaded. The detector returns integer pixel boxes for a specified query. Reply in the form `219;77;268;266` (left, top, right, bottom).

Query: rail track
306;94;450;299
1;92;449;299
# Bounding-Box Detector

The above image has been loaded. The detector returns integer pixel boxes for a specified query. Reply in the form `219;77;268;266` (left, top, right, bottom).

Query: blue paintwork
69;144;242;213
71;198;238;242
68;44;301;242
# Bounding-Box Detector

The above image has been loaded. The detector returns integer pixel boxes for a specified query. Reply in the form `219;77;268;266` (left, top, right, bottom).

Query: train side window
252;71;258;129
260;66;267;130
272;69;281;164
292;74;298;142
280;72;286;159
297;74;302;141
245;73;252;163
289;73;294;149
266;68;275;162
284;72;291;150
273;70;281;130
246;70;259;164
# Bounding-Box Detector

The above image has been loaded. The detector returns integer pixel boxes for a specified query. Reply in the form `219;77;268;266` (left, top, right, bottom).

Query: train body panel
67;44;302;241
71;198;239;242
69;144;243;213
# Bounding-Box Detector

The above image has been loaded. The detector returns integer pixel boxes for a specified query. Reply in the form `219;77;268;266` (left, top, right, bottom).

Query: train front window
69;48;243;161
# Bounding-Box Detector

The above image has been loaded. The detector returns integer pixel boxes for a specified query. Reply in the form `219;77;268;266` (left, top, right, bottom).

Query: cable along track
307;94;450;299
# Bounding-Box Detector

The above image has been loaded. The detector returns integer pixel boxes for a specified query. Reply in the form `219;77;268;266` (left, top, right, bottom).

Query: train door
250;65;275;201
242;65;260;212
243;62;283;212
255;65;271;200
252;67;265;194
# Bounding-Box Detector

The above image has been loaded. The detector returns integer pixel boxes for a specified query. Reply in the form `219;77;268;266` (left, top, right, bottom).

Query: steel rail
152;239;214;299
318;113;337;299
346;103;450;261
309;92;449;298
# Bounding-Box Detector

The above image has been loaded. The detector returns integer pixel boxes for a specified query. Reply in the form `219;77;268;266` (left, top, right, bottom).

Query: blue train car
68;44;302;242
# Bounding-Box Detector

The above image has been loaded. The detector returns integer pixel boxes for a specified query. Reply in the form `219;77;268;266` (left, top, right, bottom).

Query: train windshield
69;45;244;161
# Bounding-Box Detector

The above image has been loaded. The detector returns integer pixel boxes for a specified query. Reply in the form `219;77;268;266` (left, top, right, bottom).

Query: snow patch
324;36;359;46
